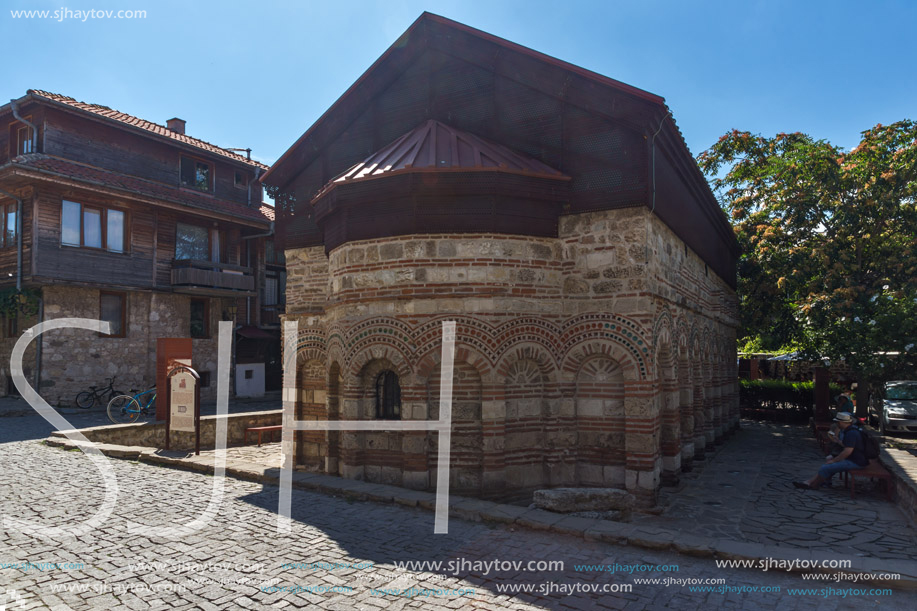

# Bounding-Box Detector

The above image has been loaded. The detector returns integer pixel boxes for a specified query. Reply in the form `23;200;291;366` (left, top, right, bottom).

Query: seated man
835;392;855;413
794;412;867;490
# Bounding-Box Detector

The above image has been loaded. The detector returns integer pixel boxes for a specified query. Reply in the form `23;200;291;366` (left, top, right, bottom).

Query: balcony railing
171;259;255;295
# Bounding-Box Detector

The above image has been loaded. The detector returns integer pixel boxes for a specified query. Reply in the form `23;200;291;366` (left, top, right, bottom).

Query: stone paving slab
42;430;917;592
633;420;917;561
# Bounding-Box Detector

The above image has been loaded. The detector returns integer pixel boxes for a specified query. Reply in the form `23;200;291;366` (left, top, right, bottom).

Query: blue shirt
840;426;868;467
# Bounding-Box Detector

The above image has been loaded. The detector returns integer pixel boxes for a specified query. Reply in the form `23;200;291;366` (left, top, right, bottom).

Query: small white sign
170;371;196;433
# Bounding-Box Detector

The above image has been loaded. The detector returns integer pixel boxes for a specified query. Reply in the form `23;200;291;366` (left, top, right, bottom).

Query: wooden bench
842;459;894;501
812;421;834;454
244;425;283;447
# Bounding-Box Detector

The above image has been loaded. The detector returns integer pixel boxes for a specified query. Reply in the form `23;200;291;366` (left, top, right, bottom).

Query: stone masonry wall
283;207;739;505
28;286;222;406
647;214;740;483
0;310;40;398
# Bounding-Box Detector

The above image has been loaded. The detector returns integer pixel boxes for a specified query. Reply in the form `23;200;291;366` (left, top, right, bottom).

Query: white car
870;381;917;435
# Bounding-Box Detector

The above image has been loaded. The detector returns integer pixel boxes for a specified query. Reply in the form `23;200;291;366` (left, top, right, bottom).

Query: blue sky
5;0;916;183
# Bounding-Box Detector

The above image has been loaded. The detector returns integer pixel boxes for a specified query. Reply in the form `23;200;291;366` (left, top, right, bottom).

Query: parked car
869;381;917;435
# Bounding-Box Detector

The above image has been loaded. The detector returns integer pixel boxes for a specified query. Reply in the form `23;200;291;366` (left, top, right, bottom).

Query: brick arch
416;342;491;385
296;356;328;470
296;347;326;366
494;342;558;384
496;333;560;370
324;330;347;372
414;316;502;370
499;349;556;491
675;317;695;469
346;343;413;381
561;339;641;382
326;361;343;476
653;308;675;348
689;322;701;361
561;314;650;380
655;335;681;484
574;352;626;486
701;325;713;364
424;357;484;495
675;317;690;357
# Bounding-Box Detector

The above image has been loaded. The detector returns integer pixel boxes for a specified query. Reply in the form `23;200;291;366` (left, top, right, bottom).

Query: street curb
44;434;917;591
0;410;33;418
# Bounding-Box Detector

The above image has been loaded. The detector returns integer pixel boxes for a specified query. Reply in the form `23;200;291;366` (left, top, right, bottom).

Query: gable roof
20;89;269;170
262;12;738;287
262;12;665;188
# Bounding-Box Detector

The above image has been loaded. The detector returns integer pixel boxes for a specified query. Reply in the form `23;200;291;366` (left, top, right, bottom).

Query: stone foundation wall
283;207;739;504
0;310;40;398
5;286;224;406
49;409;282;449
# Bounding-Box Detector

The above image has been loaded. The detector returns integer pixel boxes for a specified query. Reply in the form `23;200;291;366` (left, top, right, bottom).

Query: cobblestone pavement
633;421;917;560
2;414;916;610
205;441;284;469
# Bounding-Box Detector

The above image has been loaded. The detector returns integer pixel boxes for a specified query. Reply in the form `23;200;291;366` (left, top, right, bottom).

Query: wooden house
0;90;283;404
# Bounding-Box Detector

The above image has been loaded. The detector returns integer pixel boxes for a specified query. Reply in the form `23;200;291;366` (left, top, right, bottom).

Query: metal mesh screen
563;105;646;209
432;54;494;129
376;55;432;146
495;78;563;168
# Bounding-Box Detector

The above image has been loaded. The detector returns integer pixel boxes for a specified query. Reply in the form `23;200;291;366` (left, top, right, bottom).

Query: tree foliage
698;121;917;381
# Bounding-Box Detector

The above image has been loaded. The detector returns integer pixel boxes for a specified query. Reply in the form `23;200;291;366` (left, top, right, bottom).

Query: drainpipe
242;222;274;327
34;295;43;392
0;188;23;292
249;167;261;208
241;222;274;242
10;99;38;154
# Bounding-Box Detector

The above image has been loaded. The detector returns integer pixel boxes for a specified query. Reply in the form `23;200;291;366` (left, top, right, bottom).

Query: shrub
739;379;845;422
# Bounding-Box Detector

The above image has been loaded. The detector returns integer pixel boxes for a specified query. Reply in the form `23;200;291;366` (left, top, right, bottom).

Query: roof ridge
311;119;569;202
26;89;269;170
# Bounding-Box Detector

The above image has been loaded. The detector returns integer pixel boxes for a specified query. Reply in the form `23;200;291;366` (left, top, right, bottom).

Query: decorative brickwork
283;208;738;506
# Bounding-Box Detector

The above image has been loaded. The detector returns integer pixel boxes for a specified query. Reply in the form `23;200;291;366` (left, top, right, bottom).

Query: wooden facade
0;90;284;401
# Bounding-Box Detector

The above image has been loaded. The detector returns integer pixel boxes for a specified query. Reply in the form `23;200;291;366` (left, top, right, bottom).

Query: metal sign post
165;365;201;455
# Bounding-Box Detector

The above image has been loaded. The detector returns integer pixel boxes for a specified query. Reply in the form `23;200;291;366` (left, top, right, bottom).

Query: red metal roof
26;90;269;170
5;154;272;225
314;120;569;202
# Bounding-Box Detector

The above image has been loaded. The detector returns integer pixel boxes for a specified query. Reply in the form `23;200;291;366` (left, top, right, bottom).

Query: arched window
375;370;401;419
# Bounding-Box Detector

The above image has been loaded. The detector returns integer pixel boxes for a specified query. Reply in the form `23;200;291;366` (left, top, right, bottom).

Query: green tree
698;121;917;385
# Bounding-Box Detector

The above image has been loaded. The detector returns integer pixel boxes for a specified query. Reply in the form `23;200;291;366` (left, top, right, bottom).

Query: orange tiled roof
27;90;270;170
259;203;275;221
7;154;272;224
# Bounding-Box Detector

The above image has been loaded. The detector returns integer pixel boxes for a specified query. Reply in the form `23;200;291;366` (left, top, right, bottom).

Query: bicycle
107;388;157;424
75;377;123;409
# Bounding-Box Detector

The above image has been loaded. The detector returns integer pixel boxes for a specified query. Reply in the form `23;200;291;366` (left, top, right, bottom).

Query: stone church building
262;13;740;505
